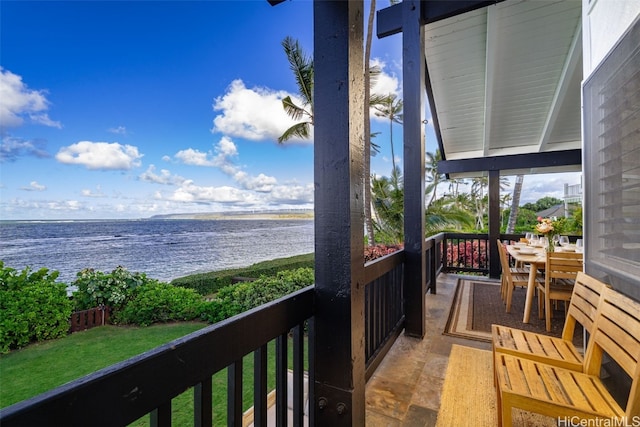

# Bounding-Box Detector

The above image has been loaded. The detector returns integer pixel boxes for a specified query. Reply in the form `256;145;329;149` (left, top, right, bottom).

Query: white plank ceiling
424;0;583;177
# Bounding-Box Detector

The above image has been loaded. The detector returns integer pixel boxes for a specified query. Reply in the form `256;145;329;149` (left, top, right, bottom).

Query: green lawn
1;322;308;426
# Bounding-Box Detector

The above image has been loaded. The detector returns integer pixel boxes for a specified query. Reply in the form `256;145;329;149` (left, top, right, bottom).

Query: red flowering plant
364;244;404;263
446;240;488;270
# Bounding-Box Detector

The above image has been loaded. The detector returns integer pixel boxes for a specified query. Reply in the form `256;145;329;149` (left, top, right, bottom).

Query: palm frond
282;96;309;122
282;36;313;108
278;122;311;143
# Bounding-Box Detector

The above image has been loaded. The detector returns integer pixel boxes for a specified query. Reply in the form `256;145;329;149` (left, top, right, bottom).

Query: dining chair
537;251;584;331
497;240;532;313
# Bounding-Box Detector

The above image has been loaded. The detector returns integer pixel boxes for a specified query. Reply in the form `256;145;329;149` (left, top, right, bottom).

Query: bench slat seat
495;282;640;427
492;272;608;371
495;354;623;424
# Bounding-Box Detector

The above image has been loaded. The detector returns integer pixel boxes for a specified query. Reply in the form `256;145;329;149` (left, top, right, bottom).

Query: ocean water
0;219;315;284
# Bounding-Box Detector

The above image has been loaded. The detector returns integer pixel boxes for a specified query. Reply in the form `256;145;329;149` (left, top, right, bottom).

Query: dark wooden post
488;170;501;278
312;1;366;425
402;0;427;338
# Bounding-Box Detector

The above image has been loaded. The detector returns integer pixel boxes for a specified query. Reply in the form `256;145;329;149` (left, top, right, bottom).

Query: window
583;15;640;299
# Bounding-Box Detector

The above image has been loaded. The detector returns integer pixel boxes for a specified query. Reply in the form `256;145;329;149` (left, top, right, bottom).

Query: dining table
505;243;584;323
506;244;546;323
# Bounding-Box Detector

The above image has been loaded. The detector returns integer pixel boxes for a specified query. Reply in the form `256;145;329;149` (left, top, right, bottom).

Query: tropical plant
371;171;405;243
0;262;72;353
199;268;314;324
469;175;510;230
278;36;314;143
425;149;444;206
72;266;153;310
521;196;563;212
373;93;403;180
114;283;204;326
424;197;475;235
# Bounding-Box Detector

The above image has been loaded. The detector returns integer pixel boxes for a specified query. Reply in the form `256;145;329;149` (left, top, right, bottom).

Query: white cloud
108;126;128;135
20;181;46;191
0;67;61;129
170;180;258;204
56;141;143;170
212;79;306;143
46;200;82;211
269;183;314;204
174;148;216;167
173;137;278;192
81;185;106;198
1;135;50;161
139;165;185;185
370;58;400;98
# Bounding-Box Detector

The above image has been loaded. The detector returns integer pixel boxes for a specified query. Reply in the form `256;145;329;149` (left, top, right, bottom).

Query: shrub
0;262;73;353
364;244;403;263
171;253;314;296
72;266;155;310
114;283;204;326
199;267;314;323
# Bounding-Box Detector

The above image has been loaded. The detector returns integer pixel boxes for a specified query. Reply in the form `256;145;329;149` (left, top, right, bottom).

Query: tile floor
365;273;492;426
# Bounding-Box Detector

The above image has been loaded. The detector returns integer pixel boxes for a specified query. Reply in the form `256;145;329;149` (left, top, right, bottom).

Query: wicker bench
494;284;640;427
492;272;609;371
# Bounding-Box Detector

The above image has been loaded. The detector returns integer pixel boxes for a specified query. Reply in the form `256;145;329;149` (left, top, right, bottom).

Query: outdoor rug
435;344;555;427
444;278;579;343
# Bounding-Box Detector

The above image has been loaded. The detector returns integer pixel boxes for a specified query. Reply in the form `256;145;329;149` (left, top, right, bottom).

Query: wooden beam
402;0;427;339
312;1;366;425
377;0;502;38
438;149;582;175
488;170;501;279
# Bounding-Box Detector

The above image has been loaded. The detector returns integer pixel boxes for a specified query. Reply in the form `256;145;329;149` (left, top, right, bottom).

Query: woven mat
436;345;556;427
443;279;580;343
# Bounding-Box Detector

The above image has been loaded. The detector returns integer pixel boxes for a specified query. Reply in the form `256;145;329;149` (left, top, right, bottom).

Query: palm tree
424;196;475;235
470;176;511;230
373;94;403;181
372;170;474;243
371;173;405;243
278;36;314;144
425;149;444;207
364;1;377;245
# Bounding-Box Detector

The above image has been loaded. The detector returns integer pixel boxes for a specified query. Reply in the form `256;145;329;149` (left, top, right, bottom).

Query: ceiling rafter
537;21;583;152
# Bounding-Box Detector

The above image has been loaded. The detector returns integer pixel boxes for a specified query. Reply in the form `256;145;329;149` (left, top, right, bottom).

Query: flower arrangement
534;217;560;252
535;217;555;235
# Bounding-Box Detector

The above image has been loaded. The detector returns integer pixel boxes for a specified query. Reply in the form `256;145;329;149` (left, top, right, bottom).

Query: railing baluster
227;360;242;427
254;345;268;427
150;401;171;427
275;333;288;426
292;324;304;427
194;378;212;427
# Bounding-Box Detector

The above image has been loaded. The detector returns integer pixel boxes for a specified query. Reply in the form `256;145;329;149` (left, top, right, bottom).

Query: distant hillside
150;210;314;220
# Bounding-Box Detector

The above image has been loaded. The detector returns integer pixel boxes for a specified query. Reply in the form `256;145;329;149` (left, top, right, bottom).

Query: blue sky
0;1;579;220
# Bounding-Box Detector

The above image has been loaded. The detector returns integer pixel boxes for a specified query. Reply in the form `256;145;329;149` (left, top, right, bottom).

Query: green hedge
199;268;315;324
0;262;73;354
171;253;314;296
114;283;204;326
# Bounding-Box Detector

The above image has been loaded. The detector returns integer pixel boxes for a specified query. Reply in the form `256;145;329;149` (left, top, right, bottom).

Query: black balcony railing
1;232;527;426
0;287;314;427
364;249;405;379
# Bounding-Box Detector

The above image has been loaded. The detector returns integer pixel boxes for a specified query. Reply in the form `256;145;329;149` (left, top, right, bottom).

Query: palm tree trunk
363;0;376;245
506;175;524;233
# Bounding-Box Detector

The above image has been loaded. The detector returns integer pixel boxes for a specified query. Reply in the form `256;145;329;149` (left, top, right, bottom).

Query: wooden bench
494;284;640;426
492;272;609;371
